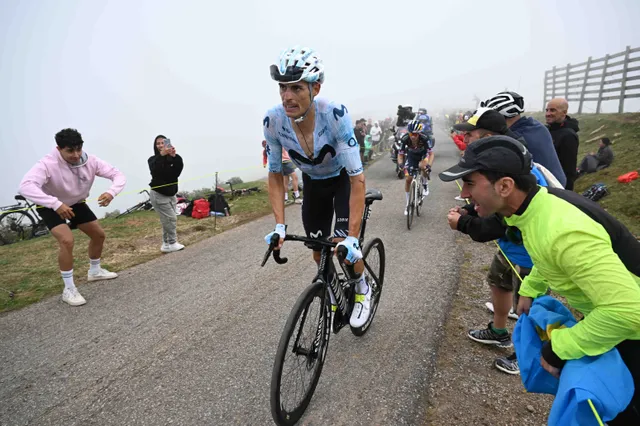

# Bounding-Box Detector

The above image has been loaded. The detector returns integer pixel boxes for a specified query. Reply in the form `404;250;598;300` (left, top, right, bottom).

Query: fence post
214;172;218;234
578;56;592;114
565;63;571;99
596;54;610;113
618;45;631;113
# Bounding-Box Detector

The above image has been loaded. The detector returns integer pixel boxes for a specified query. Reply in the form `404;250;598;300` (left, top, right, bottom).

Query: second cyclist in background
398;120;434;215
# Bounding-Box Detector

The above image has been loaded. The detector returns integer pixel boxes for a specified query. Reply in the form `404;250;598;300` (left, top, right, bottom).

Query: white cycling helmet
270;46;325;84
402;104;413;109
481;91;525;118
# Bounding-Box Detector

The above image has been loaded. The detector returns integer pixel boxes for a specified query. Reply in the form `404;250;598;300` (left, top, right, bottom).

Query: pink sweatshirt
19;148;126;210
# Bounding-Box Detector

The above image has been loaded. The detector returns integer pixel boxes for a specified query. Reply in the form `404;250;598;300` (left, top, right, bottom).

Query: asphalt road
0;126;465;425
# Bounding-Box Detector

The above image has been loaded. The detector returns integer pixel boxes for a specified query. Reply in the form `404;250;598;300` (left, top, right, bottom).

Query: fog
1;0;639;215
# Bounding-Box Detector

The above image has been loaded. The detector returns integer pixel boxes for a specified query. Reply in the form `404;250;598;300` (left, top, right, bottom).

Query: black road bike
0;195;49;245
263;189;386;425
116;190;153;218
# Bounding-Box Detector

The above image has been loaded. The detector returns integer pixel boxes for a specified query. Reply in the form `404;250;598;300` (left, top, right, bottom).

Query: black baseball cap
453;107;509;134
439;135;532;182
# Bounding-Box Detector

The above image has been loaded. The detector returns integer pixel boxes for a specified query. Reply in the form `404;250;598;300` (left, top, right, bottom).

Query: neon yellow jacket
505;187;640;361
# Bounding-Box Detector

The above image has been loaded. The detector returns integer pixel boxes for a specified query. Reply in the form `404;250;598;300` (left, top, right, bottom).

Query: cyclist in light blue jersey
263;46;371;328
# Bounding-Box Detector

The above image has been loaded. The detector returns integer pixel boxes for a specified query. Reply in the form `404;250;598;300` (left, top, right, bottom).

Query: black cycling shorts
38;202;97;230
302;168;350;244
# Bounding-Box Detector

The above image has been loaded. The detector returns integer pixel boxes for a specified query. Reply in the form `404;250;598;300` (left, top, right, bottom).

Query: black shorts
38;202;97;230
301;169;350;243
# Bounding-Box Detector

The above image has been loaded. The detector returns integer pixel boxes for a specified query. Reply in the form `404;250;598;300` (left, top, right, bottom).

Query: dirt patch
425;235;553;425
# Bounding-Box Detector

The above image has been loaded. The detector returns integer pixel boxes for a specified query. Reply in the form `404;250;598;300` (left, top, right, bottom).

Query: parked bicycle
115;190;153;219
264;188;386;426
0;195;49;245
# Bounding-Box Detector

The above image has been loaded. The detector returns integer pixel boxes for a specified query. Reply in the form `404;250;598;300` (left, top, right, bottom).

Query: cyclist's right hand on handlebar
264;223;286;250
56;203;75;220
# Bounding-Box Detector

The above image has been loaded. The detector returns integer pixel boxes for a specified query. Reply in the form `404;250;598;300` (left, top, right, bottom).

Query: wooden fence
543;45;640;113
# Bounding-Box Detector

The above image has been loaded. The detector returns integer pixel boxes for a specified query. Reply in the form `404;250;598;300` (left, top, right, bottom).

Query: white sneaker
350;288;371;328
404;207;408;215
424;186;430;196
161;243;170;252
62;287;86;306
485;302;519;320
87;268;118;282
294;197;303;204
161;242;185;253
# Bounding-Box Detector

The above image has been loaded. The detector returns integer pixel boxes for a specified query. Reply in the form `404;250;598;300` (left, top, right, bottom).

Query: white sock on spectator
294;191;300;198
61;270;75;290
89;258;101;273
284;193;289;201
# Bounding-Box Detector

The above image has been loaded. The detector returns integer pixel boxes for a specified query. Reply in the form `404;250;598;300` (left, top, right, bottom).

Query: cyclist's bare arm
348;173;366;238
268;171;286;225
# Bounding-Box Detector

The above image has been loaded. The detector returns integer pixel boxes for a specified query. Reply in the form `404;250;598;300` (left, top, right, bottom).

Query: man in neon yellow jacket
439;135;640;425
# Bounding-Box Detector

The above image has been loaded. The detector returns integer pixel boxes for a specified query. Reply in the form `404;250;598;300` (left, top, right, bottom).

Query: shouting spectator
483;91;567;187
19;128;126;306
546;97;579;190
149;135;185;253
577;137;614;177
439;135;640;425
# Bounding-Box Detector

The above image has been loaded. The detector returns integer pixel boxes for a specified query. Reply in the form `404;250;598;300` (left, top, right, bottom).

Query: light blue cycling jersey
263;97;363;180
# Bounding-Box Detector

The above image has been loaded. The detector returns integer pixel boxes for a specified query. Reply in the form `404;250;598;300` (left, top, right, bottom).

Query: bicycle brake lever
261;245;274;267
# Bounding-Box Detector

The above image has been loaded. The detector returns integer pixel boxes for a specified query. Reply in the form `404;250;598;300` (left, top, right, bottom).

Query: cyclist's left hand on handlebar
336;236;362;264
98;192;114;207
264;223;286;250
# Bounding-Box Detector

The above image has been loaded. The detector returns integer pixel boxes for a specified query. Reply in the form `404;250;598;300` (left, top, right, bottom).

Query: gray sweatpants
149;190;178;244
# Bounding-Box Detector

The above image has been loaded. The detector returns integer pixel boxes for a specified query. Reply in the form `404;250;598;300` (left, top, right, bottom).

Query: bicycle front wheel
416;178;423;217
407;180;415;230
351;238;386;337
0;211;35;245
271;282;331;426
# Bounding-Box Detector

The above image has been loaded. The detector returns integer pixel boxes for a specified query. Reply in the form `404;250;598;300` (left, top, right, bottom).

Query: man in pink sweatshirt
19;128;126;306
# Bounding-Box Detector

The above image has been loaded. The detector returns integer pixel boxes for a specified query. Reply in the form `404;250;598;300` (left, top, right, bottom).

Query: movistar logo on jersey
263;116;270;128
288;145;336;166
277;131;297;144
332;105;348;121
318;126;327;137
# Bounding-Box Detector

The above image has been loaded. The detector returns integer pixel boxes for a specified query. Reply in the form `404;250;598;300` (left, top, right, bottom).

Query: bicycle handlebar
261;233;347;267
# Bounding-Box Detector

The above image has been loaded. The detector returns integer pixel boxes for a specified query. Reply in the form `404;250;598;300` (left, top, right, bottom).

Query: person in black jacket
149;135;185;253
546;98;579;190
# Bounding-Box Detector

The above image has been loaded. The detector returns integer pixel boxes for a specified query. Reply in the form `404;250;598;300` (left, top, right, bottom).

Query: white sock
89;258;101;273
405;192;410;204
284;193;289;201
294;190;300;198
61;270;75;291
356;274;369;295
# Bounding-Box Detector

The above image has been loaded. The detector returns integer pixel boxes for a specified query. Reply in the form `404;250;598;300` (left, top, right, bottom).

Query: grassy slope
0;181;272;313
529;112;640;236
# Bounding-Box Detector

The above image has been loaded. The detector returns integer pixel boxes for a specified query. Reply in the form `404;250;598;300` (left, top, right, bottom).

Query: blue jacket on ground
510;116;567;187
513;296;633;425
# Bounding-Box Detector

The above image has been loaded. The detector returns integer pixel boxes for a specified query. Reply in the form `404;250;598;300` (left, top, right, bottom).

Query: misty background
1;0;639;215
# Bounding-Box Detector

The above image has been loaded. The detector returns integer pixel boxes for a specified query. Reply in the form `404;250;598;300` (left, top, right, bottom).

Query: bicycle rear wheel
407;180;415;230
351;238;386;337
416;177;423;217
271;282;330;425
0;211;35;245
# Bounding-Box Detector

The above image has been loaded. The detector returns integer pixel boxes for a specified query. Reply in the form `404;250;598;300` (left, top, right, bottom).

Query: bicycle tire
116;202;144;219
0;211;36;245
407;180;415;230
350;238;386;337
271;281;330;426
416;177;423;217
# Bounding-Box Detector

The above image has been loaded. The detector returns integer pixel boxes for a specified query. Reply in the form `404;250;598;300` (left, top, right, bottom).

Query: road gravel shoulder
425;234;553;426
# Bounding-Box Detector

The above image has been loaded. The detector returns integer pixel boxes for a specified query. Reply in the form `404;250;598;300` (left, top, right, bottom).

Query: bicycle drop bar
260;233;348;267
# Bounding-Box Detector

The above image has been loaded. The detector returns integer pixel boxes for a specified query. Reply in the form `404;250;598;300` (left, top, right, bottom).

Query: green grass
528;112;640;236
0;180;273;313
